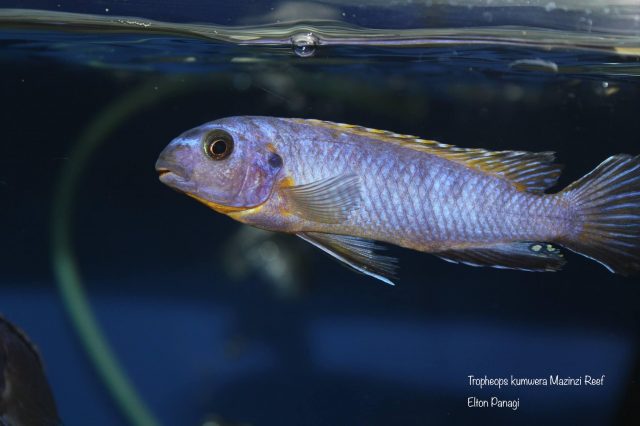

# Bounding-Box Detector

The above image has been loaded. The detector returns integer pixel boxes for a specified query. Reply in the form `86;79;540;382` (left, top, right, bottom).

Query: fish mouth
157;169;172;180
158;171;196;194
156;167;176;180
155;160;194;192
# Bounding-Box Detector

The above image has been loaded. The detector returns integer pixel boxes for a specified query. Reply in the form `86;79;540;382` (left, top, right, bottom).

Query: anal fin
436;242;566;272
297;232;398;285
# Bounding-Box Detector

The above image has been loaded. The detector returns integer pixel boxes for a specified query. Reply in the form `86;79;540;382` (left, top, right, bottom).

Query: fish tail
559;154;640;275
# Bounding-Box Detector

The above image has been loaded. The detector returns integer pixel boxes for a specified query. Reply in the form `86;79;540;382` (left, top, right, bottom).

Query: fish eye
204;130;234;160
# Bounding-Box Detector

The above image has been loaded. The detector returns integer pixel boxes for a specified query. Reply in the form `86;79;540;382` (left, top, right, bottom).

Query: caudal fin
560;154;640;275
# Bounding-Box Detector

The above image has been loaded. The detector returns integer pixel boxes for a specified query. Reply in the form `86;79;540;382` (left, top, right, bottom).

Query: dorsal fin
293;119;563;194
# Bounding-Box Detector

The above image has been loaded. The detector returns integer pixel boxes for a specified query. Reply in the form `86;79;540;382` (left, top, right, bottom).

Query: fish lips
155;159;195;193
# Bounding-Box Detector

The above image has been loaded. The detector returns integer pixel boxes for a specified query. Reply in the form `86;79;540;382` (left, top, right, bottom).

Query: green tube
51;81;188;426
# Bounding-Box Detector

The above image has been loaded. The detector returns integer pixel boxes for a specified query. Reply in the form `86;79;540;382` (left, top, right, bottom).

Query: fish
156;116;640;285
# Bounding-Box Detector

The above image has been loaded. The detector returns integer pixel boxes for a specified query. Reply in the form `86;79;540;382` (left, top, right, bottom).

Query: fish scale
287;131;546;248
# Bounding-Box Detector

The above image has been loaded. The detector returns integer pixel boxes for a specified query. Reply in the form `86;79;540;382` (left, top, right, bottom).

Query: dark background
2;2;640;425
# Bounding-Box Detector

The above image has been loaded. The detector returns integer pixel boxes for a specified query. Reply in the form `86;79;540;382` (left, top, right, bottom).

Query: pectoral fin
436;242;566;272
297;232;398;285
284;174;362;223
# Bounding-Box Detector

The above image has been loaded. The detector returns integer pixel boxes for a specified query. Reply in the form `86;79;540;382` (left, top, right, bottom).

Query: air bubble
596;81;619;97
291;33;318;58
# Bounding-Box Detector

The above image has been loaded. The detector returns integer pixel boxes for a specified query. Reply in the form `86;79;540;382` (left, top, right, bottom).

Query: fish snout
156;143;194;191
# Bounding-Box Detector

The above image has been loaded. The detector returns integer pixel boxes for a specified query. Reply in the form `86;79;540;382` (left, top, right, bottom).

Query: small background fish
222;226;311;298
156;116;640;285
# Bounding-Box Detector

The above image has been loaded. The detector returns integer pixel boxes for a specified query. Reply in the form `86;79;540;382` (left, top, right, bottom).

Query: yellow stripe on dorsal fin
295;119;563;194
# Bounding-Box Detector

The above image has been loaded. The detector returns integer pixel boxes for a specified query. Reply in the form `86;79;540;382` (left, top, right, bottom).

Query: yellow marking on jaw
531;244;542;252
187;193;250;215
228;203;266;221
